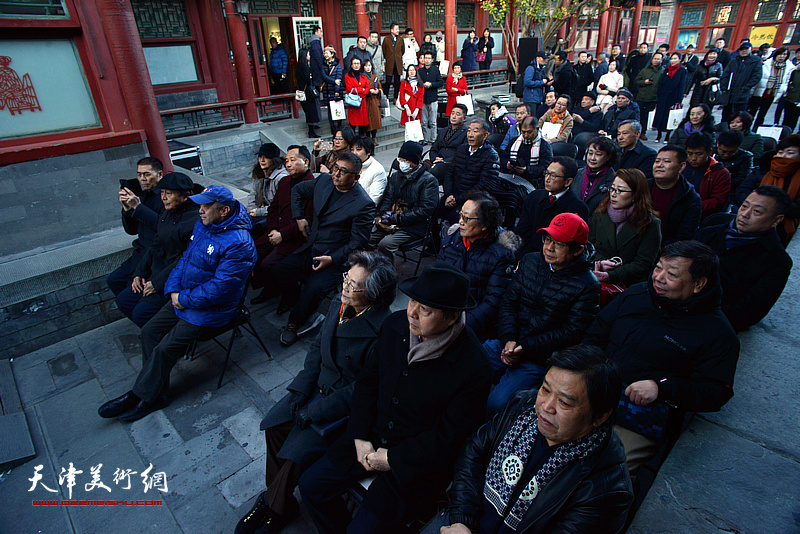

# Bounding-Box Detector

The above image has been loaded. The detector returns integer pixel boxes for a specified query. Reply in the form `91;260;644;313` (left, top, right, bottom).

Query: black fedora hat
158;172;194;191
256;142;280;158
399;262;477;311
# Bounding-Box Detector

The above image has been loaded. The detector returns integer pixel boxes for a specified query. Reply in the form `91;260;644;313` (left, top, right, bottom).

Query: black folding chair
550;142;579;159
398;213;440;275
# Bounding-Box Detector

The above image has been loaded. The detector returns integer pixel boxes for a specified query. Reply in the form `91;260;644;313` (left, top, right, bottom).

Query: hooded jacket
438;227;517;339
685;157;732;217
498;246;600;366
443;389;633;534
377;164;439;238
164;201;257;327
269;43;289;75
648;176;702;245
585;278;739;418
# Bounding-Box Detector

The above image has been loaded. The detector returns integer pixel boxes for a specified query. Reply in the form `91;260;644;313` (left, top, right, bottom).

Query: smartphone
119;178;143;197
319;139;334;152
508;159;519;167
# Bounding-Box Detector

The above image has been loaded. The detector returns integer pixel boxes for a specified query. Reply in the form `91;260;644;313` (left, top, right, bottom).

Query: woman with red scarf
652;53;686;143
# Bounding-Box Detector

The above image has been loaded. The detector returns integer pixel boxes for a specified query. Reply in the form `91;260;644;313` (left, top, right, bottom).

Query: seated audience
421;346;633;534
715;130;754;206
438;192;516;340
271;152;375;346
514;157;588;259
236;251;396;534
488;101;517;138
599;89;640;139
116;173;199;327
297;262;492;534
571;91;604;143
760;134;800;241
727;111;764;160
538;94;574;143
589;169;662;286
351;136;387;204
499;103;532;151
668;103;716;147
585;241;740;475
535;89;557;120
441;119;502;224
502;116;553;191
108;157;165;296
684;132;732;218
649;145;702;245
428;103;469;185
485;213;599;415
369;141;438;263
572;135;619;214
696;186;793;331
98;185;256;422
247;143;289;232
251;146;315;304
312;126;356;173
616;120;657;180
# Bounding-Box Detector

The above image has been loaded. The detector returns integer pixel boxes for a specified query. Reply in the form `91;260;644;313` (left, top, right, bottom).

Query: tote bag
455;94;474;115
329;99;346;120
667;108;684;130
404;120;424;142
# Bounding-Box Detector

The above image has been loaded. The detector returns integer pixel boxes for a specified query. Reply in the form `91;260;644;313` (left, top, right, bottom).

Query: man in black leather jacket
421;345;633;534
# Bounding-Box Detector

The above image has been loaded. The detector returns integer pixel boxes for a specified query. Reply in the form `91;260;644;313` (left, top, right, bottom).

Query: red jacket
344;72;371;126
697;157;732;217
399;80;425;124
446;75;469;115
264;170;314;256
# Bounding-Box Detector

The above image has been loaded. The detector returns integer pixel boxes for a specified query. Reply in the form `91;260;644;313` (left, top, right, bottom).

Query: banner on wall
749;26;779;47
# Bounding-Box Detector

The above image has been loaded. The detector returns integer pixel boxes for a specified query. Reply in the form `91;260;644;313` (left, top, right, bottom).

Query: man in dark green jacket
634;52;664;140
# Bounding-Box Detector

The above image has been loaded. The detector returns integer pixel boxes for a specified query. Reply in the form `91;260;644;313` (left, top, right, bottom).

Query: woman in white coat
351;136;387;204
749;47;795;129
596;59;624;113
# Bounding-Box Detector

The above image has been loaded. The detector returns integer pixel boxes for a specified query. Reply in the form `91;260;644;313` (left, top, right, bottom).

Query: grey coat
260;297;391;465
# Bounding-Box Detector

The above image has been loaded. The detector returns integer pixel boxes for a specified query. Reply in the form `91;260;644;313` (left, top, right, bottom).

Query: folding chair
398;214;440;276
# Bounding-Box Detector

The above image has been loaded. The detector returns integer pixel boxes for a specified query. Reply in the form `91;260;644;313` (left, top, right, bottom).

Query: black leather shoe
118;395;171;422
235;491;272;534
98;391;140;419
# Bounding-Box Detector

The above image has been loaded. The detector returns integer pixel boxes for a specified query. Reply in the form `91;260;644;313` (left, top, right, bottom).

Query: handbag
455;94;474;115
404;119;424;142
329;99;346;120
705;83;723;106
295;89;307;102
616;394;671;440
667;107;684;130
379;90;390;109
476;51;487;63
344;88;362;107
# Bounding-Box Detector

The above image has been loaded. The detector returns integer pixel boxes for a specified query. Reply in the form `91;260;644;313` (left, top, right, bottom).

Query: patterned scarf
550;110;566;124
509;133;542;169
767;61;786;91
443;124;459;144
484;407;611;531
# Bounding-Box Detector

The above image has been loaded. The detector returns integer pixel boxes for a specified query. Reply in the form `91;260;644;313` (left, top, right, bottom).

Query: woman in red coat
399;64;425;125
345;57;371;134
445;61;468;115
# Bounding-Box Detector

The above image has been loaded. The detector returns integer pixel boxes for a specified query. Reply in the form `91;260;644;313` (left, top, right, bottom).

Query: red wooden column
196;0;237;102
223;0;259;124
356;0;370;38
597;1;611;55
445;0;457;64
96;0;171;169
630;0;644;52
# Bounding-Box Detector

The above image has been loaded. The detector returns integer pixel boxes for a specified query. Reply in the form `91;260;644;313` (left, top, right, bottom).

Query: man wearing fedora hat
297;262;492;534
114;172;200;327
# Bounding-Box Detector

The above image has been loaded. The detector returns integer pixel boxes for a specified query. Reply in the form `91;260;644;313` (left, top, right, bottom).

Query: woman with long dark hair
247;143;289;225
653;52;687;142
688;48;723;107
461;30;479;72
362;60;383;144
668;103;715;146
399;64;424;125
477;28;494;70
344;56;371;135
750;47;796;129
296;48;322;138
589;168;661;286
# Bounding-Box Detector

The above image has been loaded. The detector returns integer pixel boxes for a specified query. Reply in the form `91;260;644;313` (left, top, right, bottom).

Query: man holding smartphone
107;157;165;296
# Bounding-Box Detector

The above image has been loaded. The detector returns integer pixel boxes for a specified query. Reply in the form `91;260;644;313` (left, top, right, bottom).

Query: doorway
247;16;298;96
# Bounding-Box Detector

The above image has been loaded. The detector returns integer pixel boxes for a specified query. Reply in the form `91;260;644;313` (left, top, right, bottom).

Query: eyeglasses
541;235;568;250
342;273;366;292
331;164;355;176
457;210;480;222
544;170;564;179
609;186;633;195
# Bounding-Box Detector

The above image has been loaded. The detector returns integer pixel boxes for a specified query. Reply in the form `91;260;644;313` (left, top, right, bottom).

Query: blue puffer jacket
437;226;517;340
522;61;545;104
269;44;289;75
164;201;257;327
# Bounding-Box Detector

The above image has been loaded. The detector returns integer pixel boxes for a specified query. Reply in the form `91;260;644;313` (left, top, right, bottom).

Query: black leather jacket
444;389;634;533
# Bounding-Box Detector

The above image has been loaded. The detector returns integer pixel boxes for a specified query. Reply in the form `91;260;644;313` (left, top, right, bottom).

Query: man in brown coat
382;22;405;102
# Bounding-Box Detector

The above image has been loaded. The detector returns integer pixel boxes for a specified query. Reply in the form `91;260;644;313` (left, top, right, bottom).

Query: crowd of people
99;36;799;534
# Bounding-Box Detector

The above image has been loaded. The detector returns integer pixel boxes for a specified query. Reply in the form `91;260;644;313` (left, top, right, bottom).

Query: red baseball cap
537;213;589;244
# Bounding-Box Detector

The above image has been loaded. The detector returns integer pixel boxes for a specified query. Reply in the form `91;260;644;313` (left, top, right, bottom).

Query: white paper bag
329;100;346;121
404;120;424;142
541;121;562;141
757;125;784;142
383;106;392;117
455;94;474;115
667;108;684;130
439;59;450;76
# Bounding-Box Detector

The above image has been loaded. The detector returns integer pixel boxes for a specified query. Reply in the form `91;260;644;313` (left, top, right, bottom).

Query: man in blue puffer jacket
98;185;257;423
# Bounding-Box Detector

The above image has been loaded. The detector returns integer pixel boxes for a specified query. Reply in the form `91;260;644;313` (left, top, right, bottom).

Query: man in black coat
616;120;657;179
720;42;763;119
599;89;640;138
715;130;754;205
514;157;589;259
584;241;740;475
418;50;445;144
548;51;576;99
107;157;165;295
272;152;375;346
421;346;633;534
573;51;594;102
343;35;371;74
570;91;604;140
695;186;793;332
236;252;395;534
649;145;702;245
624;43;652;97
297;263;492;534
428;104;467;186
715;37;732;69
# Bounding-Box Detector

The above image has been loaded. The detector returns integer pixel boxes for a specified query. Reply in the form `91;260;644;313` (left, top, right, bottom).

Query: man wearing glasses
513;156;589;260
270;152;375;346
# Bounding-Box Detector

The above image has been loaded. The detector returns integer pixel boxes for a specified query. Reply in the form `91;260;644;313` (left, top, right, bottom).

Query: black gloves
294;407;313;429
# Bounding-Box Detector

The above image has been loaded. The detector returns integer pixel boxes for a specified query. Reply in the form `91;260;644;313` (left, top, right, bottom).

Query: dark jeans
749;95;775;129
386;70;402;102
132;303;224;403
115;287;168;328
638;101;656;131
775;95;786;124
107;253;142;296
269;250;345;327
